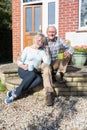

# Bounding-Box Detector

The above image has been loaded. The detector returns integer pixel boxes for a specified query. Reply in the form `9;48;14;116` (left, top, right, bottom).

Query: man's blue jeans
15;67;42;97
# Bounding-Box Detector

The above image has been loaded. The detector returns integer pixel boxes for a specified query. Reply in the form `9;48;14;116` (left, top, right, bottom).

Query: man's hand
64;51;71;59
45;45;50;52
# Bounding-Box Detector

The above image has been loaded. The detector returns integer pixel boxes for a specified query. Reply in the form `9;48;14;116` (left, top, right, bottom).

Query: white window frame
79;0;87;30
23;0;43;5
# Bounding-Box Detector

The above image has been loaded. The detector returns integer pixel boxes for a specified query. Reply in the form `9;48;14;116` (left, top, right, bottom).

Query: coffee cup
28;64;34;71
58;53;64;60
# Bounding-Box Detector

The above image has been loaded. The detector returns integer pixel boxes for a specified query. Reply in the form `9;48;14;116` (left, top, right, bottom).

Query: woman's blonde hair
33;33;46;44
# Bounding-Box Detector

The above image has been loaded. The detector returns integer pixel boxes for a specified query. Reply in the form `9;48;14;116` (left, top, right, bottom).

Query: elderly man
45;25;74;83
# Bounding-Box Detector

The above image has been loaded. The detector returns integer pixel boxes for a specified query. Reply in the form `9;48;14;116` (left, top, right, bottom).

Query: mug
28;63;34;71
58;53;64;60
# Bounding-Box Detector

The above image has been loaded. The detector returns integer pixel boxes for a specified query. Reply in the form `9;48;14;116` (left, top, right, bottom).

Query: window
25;6;41;32
48;2;55;25
34;7;41;32
26;8;32;32
23;0;41;3
79;0;87;29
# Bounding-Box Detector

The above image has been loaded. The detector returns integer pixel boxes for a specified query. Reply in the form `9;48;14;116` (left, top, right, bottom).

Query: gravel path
0;90;87;130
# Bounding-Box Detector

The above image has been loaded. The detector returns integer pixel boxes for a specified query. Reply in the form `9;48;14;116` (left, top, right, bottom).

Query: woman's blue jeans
15;67;42;97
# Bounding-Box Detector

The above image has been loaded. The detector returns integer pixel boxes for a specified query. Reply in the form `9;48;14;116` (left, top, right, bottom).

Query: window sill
76;30;87;33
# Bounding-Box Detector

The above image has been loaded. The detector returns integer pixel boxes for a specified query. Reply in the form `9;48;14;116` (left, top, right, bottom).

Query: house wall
12;0;79;62
59;0;79;40
12;0;21;62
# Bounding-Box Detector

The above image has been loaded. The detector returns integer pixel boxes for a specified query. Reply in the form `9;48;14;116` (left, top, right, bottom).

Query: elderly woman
5;33;51;104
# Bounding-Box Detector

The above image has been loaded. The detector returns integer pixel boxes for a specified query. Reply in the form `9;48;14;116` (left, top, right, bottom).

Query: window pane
23;0;41;2
34;7;40;32
81;0;87;27
48;2;55;25
26;8;32;32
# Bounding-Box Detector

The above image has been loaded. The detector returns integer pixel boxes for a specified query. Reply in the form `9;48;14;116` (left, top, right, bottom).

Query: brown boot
56;72;66;83
45;92;54;106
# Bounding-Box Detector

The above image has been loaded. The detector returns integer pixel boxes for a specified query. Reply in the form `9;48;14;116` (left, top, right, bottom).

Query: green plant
0;80;6;91
73;45;87;53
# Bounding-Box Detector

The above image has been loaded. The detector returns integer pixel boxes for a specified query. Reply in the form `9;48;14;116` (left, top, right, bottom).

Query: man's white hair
46;24;57;34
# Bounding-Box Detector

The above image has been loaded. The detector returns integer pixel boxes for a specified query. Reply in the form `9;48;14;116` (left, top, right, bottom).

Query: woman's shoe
7;90;12;97
7;89;16;97
5;96;14;104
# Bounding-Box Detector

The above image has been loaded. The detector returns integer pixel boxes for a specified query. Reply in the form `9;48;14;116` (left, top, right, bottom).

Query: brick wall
12;0;79;61
12;0;21;62
59;0;79;39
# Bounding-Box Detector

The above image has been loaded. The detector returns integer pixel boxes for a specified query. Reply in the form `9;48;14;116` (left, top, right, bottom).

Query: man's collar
47;37;57;42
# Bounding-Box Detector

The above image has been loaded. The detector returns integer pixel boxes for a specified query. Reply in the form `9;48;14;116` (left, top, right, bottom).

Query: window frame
79;0;87;30
23;0;42;4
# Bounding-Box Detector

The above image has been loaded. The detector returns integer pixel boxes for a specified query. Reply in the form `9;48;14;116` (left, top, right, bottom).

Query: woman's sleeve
17;47;28;66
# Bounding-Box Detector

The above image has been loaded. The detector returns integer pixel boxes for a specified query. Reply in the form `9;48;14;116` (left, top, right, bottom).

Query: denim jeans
15;67;42;97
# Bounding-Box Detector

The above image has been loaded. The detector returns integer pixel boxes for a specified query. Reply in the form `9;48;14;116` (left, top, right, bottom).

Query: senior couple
5;25;74;106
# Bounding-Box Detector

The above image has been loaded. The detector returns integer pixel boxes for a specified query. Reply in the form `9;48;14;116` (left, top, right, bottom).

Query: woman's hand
19;64;28;70
17;55;21;61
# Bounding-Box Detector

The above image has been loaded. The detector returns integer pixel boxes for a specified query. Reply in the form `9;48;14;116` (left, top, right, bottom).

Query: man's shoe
46;92;54;106
56;72;61;79
56;72;64;79
58;78;66;84
5;96;14;104
56;72;66;83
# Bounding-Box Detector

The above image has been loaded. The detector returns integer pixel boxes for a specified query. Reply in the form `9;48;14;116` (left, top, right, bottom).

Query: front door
23;4;42;48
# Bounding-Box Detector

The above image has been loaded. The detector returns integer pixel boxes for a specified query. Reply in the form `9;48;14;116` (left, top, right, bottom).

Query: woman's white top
18;46;51;71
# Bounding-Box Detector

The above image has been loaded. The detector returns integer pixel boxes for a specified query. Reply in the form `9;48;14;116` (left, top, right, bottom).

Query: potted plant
73;45;87;53
72;45;87;67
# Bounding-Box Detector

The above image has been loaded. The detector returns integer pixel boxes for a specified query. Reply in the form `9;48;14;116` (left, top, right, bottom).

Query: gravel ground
0;90;87;130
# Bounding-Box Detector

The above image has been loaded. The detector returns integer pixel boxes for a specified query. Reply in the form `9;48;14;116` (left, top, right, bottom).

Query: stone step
5;76;87;89
0;63;87;96
0;63;18;83
5;76;22;90
5;75;87;96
